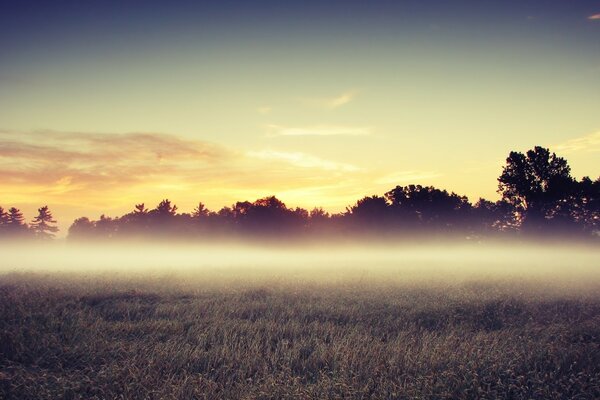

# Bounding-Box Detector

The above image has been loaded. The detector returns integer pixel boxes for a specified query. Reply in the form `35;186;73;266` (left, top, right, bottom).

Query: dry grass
1;271;599;399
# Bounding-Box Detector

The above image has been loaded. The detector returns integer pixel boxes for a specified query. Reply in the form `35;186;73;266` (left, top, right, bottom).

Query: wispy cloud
0;130;232;202
301;90;358;109
588;14;600;20
0;130;367;211
328;91;357;108
554;131;600;153
265;124;372;137
247;150;360;172
374;170;441;185
257;106;272;115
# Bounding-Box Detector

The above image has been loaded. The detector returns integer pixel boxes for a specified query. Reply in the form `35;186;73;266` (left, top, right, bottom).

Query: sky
0;0;599;232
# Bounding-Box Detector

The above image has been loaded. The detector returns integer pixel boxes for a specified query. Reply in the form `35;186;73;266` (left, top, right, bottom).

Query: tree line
1;146;598;241
0;205;59;239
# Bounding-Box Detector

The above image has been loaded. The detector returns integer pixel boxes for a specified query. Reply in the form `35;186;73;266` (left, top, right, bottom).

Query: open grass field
1;244;599;399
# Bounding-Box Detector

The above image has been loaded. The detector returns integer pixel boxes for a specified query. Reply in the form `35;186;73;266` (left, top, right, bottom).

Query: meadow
1;243;599;399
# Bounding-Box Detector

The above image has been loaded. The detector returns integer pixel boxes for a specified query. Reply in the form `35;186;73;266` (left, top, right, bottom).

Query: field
1;244;600;399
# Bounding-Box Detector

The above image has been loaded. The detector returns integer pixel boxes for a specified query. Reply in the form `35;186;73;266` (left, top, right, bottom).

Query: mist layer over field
1;241;599;290
1;241;599;399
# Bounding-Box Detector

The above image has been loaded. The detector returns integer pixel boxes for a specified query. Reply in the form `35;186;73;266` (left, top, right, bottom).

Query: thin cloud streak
265;124;372;137
300;90;358;109
0;130;225;163
328;91;357;108
257;106;272;115
554;131;600;153
588;14;600;20
247;150;360;172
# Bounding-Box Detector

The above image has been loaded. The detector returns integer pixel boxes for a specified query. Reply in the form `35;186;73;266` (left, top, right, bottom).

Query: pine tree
192;202;209;218
30;205;59;239
7;207;28;236
153;199;177;217
0;206;8;235
134;203;148;214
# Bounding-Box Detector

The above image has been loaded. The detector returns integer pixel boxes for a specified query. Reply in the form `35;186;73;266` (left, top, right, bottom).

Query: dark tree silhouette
192;202;210;219
232;201;253;219
472;199;516;233
153;199;178;217
95;215;118;238
63;148;598;242
0;206;8;235
147;199;176;228
307;207;331;233
498;146;574;231
350;195;388;213
30;205;59;239
567;176;600;234
241;196;305;235
6;207;28;235
134;203;148;214
384;185;470;230
347;195;390;230
118;203;150;236
68;217;95;239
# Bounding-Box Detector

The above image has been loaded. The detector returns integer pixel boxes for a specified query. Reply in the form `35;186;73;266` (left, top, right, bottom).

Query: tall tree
95;215;117;238
30;205;59;239
120;202;150;234
568;176;600;234
192;202;209;218
153;199;178;216
68;217;95;239
347;195;390;231
134;203;148;214
472;198;516;233
384;185;470;230
0;206;8;236
6;207;28;236
498;146;574;230
243;196;300;234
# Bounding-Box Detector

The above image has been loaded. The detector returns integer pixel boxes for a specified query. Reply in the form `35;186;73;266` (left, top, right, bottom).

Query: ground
1;269;599;399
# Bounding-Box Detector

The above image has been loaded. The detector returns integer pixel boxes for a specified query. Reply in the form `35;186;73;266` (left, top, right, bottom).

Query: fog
1;241;598;292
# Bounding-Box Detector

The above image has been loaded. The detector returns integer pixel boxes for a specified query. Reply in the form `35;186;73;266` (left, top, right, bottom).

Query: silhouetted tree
134;203;148;214
566;176;600;234
119;202;151;235
384;185;470;231
347;195;390;232
241;196;304;235
309;207;329;220
498;146;574;231
0;206;8;236
231;201;253;225
6;207;28;236
30;205;59;239
308;207;330;231
472;199;516;233
68;217;95;239
192;202;210;219
153;199;178;216
145;199;179;234
215;206;236;233
292;207;309;224
95;215;118;238
63;165;599;241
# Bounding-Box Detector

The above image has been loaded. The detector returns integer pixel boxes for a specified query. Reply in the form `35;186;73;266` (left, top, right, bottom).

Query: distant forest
1;146;598;241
